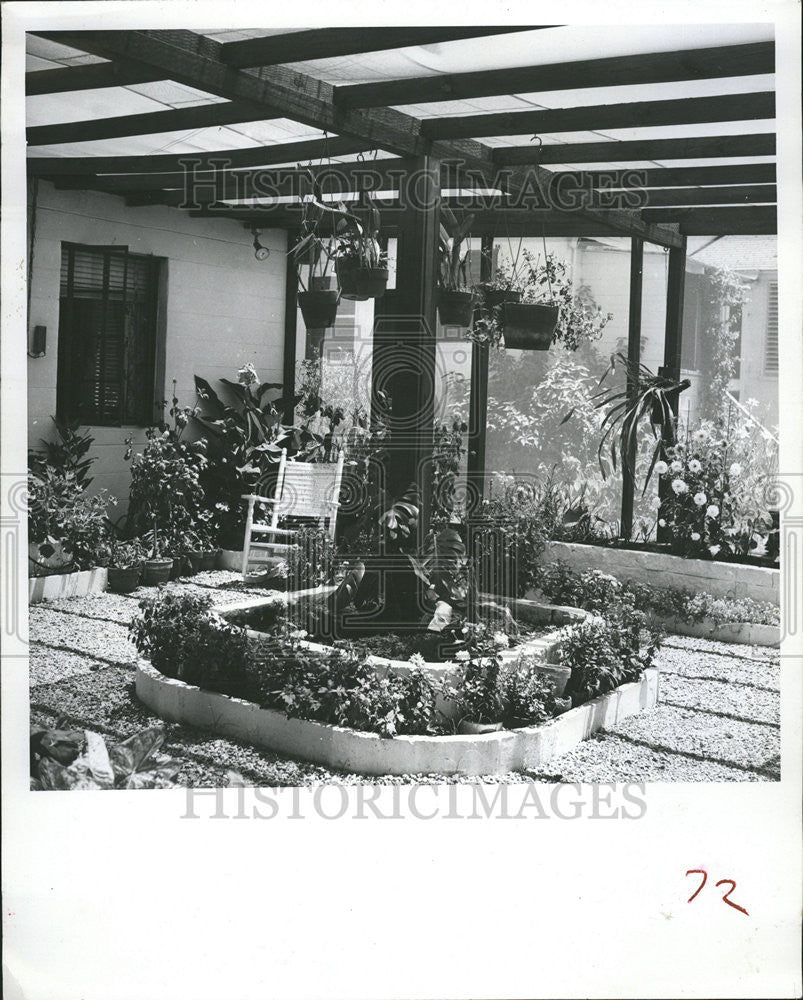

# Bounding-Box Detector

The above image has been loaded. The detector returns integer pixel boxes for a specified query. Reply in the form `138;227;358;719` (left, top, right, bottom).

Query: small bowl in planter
457;719;504;735
107;565;142;594
438;289;475;328
142;558;173;586
501;302;559;350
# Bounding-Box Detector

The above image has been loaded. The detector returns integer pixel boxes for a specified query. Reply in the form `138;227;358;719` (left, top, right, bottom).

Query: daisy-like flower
492;632;509;649
729;462;743;477
693;492;707;506
654;460;669;475
455;649;470;662
688;459;702;473
691;532;701;542
709;545;721;557
408;652;426;669
670;460;683;473
671;479;688;494
693;429;707;442
290;628;309;640
658;518;667;528
706;504;720;518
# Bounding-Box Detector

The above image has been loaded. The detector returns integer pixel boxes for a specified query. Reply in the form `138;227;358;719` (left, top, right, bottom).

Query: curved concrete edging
29;567;107;604
656;616;779;647
135;659;659;777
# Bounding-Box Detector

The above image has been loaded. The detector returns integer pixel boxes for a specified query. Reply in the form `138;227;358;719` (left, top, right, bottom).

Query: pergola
26;26;777;535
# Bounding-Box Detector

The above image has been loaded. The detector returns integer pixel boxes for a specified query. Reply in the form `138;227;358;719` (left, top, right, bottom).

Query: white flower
649;495;662;511
493;632;509;649
729;462;743;477
709;545;721;556
670;460;683;473
671;479;688;494
290;628;308;640
693;428;707;442
408;652;426;669
654;460;669;475
455;649;470;662
691;532;701;542
693;492;707;506
688;459;702;473
706;504;720;518
237;362;258;386
658;518;667;528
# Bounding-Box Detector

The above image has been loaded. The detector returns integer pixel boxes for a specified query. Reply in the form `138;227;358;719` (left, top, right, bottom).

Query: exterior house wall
27;181;287;507
736;271;778;428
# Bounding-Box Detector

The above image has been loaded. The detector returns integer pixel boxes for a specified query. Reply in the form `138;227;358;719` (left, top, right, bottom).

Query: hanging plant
437;207;476;328
332;192;389;301
288;170;340;329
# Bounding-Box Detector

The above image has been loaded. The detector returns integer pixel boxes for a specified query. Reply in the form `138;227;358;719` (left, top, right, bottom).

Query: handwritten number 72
686;869;749;915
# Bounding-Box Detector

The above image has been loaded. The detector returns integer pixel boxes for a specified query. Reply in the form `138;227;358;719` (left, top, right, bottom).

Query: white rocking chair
241;450;344;579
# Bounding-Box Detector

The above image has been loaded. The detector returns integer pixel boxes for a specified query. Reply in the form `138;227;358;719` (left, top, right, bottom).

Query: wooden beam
28;135;374;177
657;239;687;543
641;185;776;207
334;41;775;109
220;27;541;68
494;133;776;165
27;101;278;147
281;231;299;424
642;205;777;234
467;235;493;507
551;163;777;188
36;30;684;249
26;61;164;95
423;92;775;140
620;237;644;541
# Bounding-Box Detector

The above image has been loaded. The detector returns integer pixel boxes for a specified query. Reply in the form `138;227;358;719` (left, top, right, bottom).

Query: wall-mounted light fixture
250;227;270;261
28;325;47;358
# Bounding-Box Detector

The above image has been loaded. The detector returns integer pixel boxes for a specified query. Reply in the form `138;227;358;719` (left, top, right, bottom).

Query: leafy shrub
30;724;182;790
29;417;95;489
129;591;250;691
28;465;114;573
499;658;556;727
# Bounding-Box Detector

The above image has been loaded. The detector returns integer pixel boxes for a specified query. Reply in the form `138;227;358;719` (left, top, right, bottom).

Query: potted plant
453;653;505;734
107;538;147;593
502;249;561;350
142;517;174;585
333;195;388;301
437;208;476;328
289;171;341;329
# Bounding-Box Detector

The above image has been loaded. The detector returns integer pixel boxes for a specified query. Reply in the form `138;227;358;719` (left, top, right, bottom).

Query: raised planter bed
652;616;779;647
135;659;659;777
541;541;779;605
29;567;107;604
216;548;244;572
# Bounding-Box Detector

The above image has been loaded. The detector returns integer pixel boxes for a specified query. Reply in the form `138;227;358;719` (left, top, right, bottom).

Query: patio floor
28;571;781;785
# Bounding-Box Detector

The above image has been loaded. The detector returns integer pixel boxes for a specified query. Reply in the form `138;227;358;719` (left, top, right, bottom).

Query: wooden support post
281;231;298;424
467;234;493;511
620;237;644;540
372;156;440;537
657;238;687;542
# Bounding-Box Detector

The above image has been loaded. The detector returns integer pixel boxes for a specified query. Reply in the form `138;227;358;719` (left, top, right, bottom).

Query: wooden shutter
765;281;779;374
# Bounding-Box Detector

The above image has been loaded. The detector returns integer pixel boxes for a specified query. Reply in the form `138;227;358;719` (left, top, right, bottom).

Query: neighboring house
27;180;287;505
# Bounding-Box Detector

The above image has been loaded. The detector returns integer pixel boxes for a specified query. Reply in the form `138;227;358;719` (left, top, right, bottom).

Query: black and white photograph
2;3;801;998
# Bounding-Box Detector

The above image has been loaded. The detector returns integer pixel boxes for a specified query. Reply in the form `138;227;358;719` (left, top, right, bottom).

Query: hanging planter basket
479;285;522;310
335;258;389;301
501;302;559;350
298;275;339;329
438;289;475;328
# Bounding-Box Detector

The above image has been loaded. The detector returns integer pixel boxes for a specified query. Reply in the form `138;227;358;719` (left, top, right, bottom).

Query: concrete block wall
541;540;779;605
27;181;287;507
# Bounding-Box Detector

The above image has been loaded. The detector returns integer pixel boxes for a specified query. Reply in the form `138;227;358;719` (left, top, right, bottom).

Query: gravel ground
28;572;781;786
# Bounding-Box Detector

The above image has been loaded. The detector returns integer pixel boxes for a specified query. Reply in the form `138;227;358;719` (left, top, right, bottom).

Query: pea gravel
28;572;781;786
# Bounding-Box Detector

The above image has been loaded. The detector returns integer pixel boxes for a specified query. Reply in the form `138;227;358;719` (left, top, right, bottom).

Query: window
765;281;779;374
57;243;162;426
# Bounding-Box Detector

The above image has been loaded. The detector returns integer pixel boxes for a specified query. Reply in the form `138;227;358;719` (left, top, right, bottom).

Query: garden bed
540;541;779;605
135;658;659;777
29;567;107;604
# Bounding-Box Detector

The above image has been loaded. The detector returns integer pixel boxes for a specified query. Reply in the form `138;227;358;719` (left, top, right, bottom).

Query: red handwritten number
685;869;708;903
716;878;749;916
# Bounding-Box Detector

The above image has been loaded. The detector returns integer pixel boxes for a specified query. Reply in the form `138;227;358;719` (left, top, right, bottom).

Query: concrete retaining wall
29;568;107;604
654;617;779;647
541;541;779;605
135;659;658;777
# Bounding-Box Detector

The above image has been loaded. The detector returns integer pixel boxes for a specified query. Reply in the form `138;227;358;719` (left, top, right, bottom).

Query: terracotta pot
187;551;206;574
298;289;339;329
200;550;219;571
438;289;475;328
169;556;189;580
501;302;559;349
142;558;173;586
336;259;388;301
107;565;141;594
457;719;504;735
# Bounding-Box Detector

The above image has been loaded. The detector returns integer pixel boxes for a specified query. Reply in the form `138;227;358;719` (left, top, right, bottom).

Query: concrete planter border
653;616;779;647
29;567;107;604
135;659;659;777
542;540;779;605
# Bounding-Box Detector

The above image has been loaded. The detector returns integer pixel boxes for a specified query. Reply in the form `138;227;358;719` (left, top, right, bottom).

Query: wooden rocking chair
241;450;344;579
